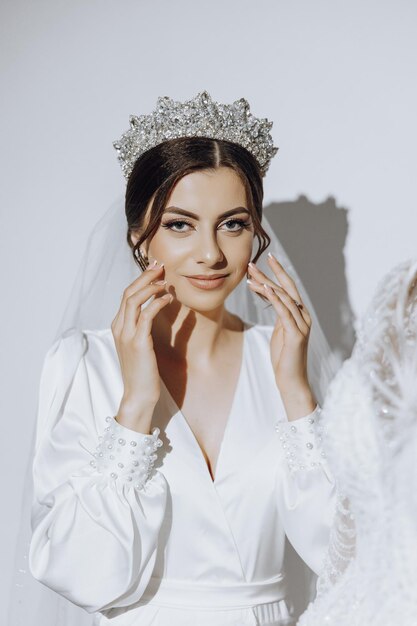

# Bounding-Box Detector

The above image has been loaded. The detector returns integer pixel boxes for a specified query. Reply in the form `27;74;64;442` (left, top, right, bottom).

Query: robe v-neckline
159;320;250;486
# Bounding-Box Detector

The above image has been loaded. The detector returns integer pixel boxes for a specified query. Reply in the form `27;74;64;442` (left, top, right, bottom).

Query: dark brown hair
125;136;271;277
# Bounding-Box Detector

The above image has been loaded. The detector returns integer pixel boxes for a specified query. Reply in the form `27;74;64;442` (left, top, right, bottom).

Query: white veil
297;257;417;625
8;194;340;626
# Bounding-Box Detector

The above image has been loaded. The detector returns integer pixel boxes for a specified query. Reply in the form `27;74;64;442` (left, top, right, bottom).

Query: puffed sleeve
274;404;336;576
29;329;169;615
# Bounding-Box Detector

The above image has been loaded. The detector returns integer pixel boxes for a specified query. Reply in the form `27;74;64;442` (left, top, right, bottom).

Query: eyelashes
161;218;252;233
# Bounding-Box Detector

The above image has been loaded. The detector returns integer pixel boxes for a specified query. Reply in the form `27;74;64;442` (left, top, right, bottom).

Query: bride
11;92;340;626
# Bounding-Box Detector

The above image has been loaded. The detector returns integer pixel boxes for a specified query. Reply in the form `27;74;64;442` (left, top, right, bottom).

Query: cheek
230;240;253;269
148;235;193;285
148;232;188;264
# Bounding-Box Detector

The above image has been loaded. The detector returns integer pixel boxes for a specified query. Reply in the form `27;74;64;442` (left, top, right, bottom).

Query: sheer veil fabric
8;196;340;626
297;258;417;625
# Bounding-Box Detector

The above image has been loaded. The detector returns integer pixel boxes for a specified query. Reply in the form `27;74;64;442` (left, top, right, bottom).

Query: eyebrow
164;206;251;219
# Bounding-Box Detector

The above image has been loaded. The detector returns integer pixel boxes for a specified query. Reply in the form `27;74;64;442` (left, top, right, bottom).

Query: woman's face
134;166;255;312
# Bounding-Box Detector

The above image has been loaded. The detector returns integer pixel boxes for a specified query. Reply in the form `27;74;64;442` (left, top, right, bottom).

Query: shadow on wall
265;196;356;621
264;194;356;364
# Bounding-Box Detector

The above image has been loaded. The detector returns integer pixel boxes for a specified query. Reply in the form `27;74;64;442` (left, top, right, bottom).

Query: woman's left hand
247;252;313;397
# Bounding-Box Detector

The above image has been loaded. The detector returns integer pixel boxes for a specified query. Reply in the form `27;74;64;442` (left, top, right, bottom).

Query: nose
195;229;224;265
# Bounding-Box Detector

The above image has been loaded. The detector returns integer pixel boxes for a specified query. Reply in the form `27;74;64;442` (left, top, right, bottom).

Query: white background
1;0;416;620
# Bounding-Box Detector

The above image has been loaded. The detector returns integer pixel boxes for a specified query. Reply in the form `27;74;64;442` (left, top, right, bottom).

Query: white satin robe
29;321;336;626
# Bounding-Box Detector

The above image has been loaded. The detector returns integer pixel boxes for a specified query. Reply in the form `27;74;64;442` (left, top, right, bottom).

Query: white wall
2;0;416;621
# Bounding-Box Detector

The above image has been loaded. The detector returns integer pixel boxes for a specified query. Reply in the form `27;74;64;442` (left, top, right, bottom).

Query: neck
151;302;243;367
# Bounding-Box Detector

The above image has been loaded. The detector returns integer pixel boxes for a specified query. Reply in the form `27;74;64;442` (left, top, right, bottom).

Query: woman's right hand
111;260;172;431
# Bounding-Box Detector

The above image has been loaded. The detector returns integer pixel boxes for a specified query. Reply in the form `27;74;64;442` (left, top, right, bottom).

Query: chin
174;282;239;311
177;292;228;309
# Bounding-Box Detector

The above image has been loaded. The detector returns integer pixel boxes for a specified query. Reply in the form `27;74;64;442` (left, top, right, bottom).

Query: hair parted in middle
124;136;271;278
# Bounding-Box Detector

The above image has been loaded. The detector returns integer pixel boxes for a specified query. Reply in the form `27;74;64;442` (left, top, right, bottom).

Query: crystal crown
113;90;279;181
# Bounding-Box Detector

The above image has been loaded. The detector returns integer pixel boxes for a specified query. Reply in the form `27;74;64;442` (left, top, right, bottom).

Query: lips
187;274;228;279
184;274;229;290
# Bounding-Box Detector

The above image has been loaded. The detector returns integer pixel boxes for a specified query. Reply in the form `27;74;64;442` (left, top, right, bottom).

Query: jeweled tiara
113;90;279;181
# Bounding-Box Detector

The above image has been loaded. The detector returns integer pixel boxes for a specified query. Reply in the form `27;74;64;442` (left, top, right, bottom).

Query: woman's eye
162;220;193;232
222;219;250;232
161;218;251;233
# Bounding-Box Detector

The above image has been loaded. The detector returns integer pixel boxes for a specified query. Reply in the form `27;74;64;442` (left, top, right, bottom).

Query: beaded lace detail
90;416;163;491
297;258;417;625
275;405;326;472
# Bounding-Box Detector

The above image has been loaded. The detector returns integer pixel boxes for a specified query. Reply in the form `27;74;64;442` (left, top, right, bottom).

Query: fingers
124;261;165;298
248;256;302;302
134;291;173;340
247;277;310;335
263;283;309;335
266;253;303;302
112;263;166;335
271;284;311;329
123;282;169;337
248;277;307;334
247;259;312;326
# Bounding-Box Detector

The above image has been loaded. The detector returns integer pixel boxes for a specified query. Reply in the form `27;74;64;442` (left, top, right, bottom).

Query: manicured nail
248;262;255;268
263;283;272;292
246;279;255;285
268;252;281;265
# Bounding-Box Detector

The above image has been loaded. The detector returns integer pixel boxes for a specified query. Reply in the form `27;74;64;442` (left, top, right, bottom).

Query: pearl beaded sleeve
274;404;337;575
91;416;163;491
275;404;326;472
29;330;169;614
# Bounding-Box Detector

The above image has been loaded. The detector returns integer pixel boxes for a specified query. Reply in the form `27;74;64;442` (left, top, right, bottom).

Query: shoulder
80;327;115;351
45;326;114;353
76;327;118;369
42;328;86;368
42;327;116;372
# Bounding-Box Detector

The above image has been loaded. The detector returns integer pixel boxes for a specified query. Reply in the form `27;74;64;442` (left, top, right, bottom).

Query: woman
27;92;337;626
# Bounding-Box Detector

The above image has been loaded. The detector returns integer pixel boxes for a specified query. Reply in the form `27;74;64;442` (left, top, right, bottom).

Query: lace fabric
297;258;417;625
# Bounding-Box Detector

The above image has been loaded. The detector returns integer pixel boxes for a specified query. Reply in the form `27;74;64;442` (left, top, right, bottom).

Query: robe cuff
274;404;326;472
90;416;163;491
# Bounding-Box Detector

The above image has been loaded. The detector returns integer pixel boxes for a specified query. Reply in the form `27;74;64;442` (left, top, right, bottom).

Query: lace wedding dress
297;257;417;626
